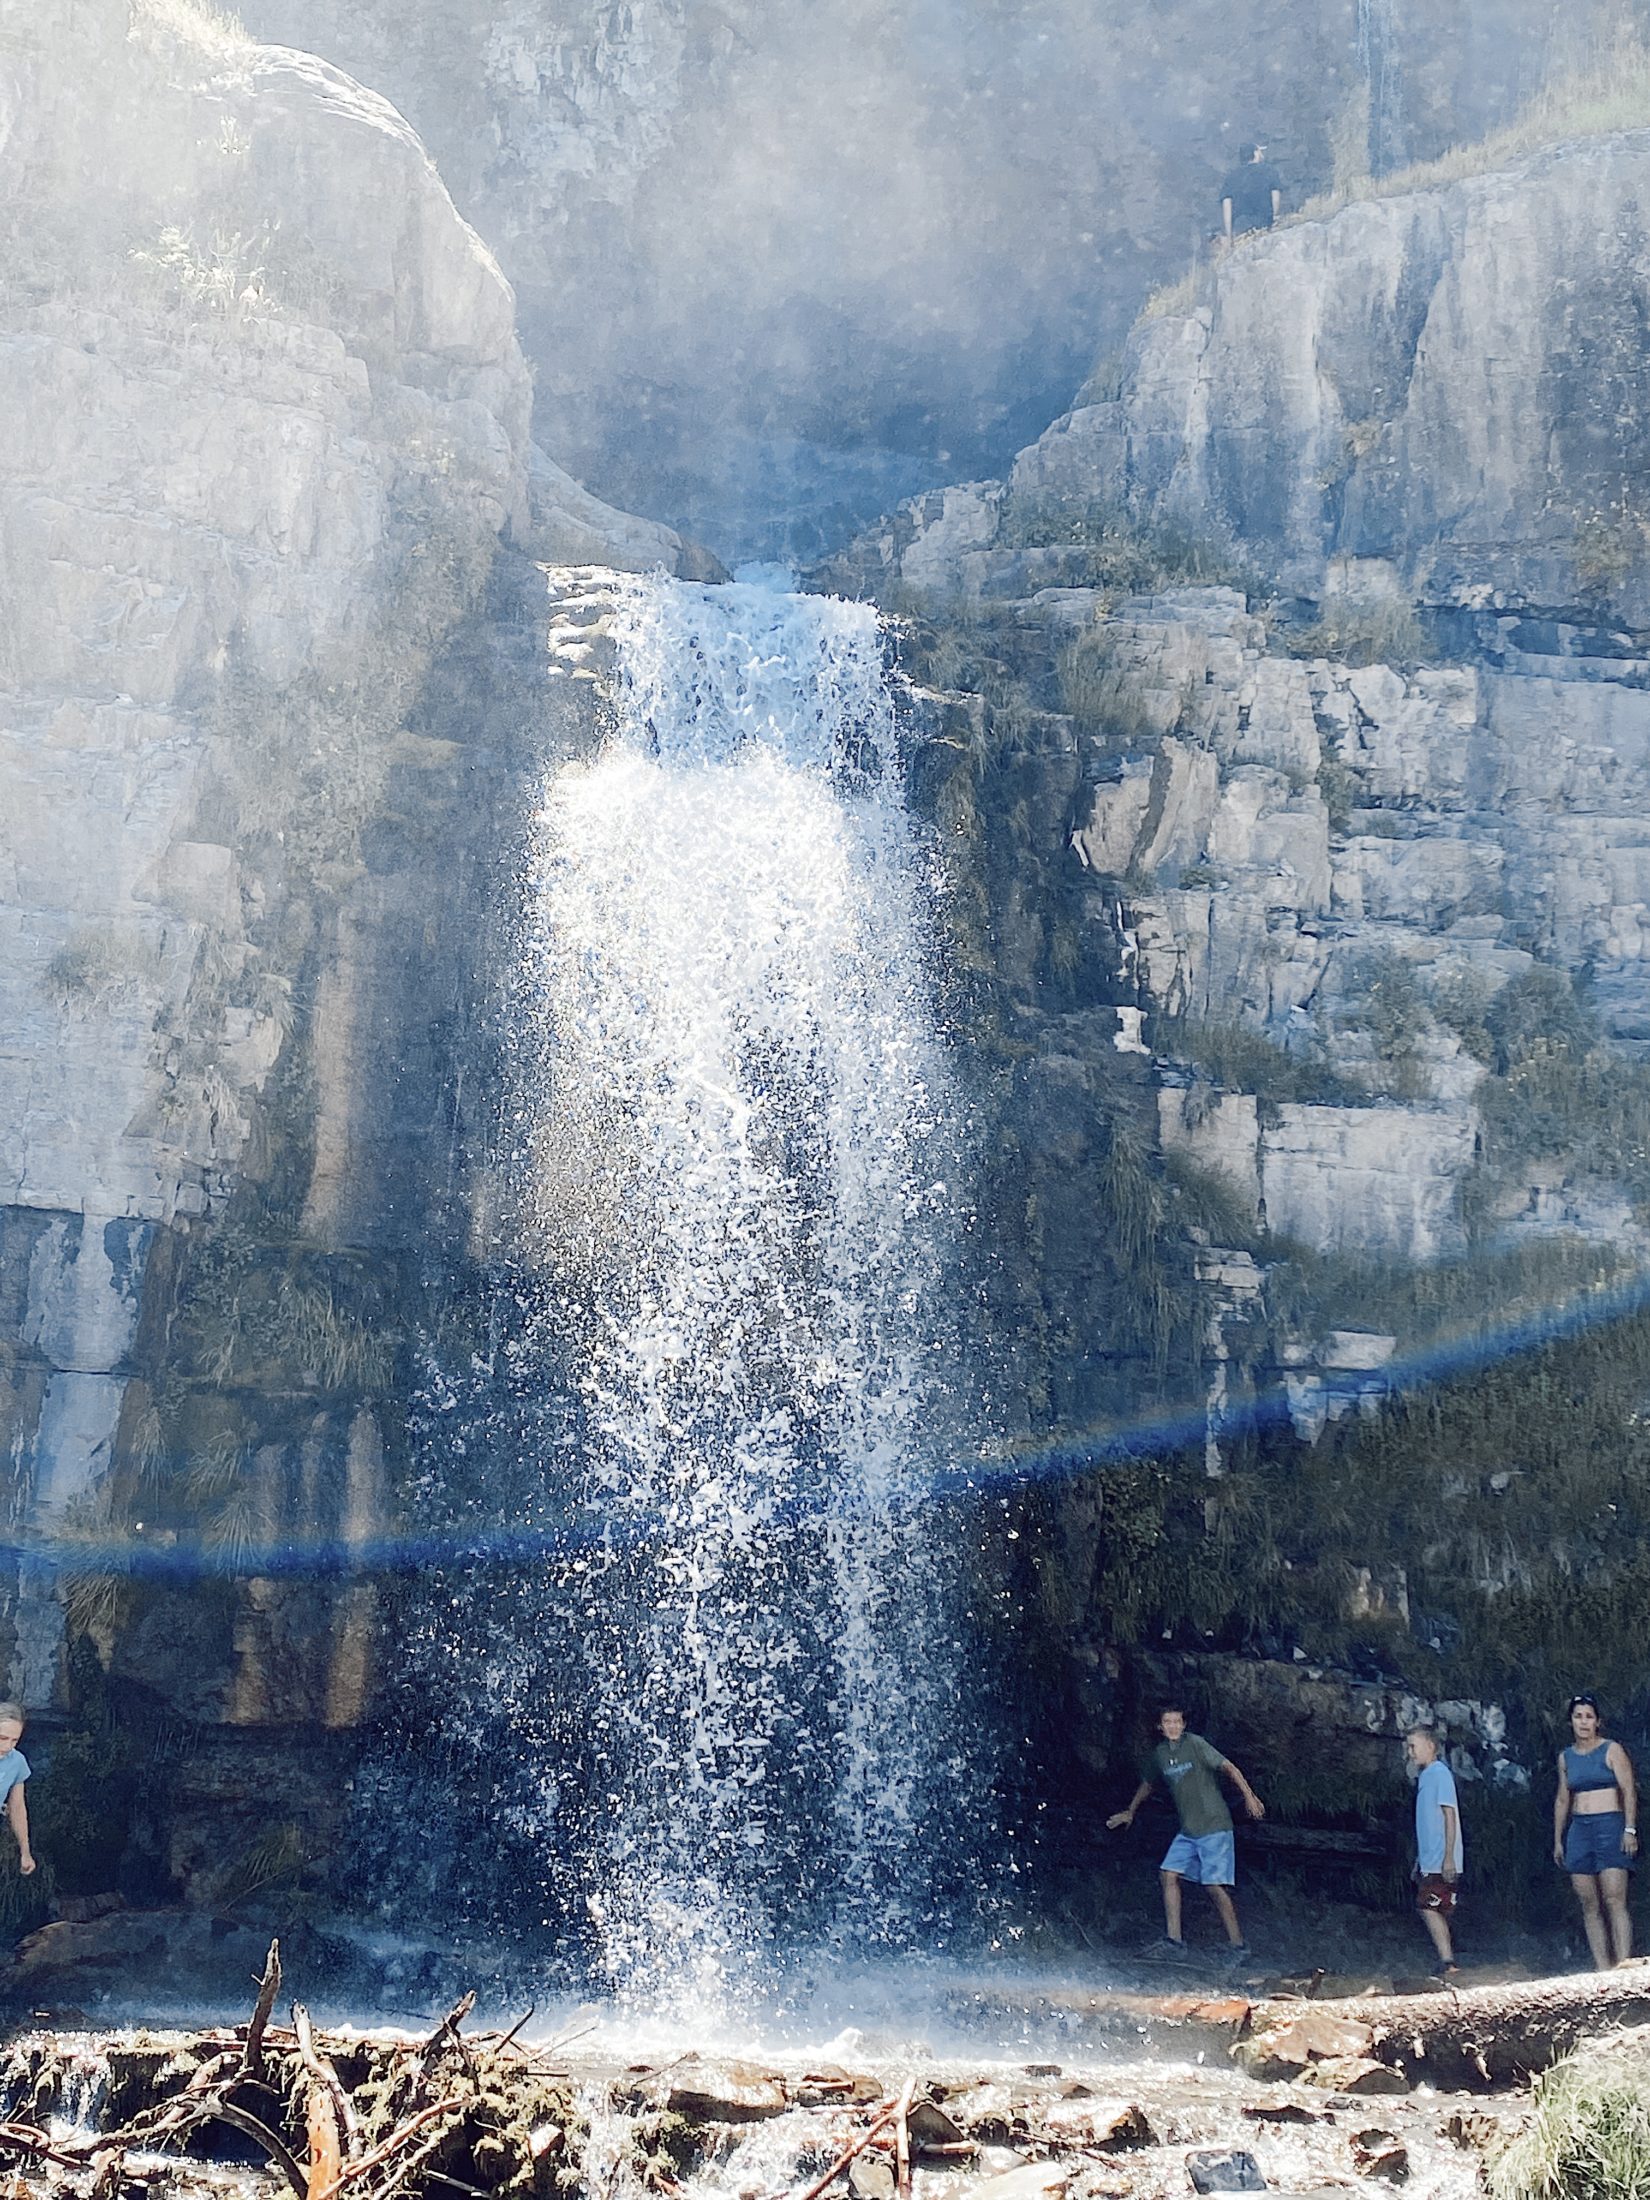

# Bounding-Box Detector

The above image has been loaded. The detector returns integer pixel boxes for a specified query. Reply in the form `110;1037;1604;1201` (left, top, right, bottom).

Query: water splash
513;573;982;2011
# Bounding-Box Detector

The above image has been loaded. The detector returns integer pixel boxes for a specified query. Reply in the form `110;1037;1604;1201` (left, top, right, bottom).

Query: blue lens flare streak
26;1266;1647;1591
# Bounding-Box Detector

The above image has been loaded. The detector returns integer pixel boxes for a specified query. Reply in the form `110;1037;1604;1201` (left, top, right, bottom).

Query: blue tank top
1565;1742;1618;1793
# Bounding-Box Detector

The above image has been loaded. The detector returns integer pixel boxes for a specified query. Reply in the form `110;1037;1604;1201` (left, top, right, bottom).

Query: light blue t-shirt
0;1750;31;1813
1416;1756;1462;1874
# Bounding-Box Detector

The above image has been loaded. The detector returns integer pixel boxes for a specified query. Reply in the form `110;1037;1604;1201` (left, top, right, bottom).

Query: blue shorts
1162;1830;1236;1886
1564;1811;1635;1876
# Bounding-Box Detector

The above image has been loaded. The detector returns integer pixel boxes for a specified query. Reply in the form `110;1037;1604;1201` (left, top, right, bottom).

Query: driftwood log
1247;1960;1650;2090
1368;1961;1650;2087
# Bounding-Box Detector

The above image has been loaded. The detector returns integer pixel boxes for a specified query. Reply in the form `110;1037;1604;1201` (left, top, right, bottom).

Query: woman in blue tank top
1553;1693;1638;1969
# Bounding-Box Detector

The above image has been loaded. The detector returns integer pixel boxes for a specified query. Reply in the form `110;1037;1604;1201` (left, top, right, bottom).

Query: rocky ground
4;1955;1644;2200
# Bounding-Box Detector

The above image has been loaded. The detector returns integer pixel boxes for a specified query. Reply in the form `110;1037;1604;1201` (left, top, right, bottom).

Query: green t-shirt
1153;1732;1232;1836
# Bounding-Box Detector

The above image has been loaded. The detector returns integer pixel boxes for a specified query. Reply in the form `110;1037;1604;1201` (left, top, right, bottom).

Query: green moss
1056;627;1162;743
1472;966;1650;1217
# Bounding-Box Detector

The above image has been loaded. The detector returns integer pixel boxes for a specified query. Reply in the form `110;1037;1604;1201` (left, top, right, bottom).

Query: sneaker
1144;1934;1191;1958
1224;1940;1252;1963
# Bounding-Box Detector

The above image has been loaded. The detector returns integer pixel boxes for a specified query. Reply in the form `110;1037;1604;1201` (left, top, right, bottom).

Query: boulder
1298;2057;1412;2097
663;2059;789;2123
849;2159;896;2200
973;2166;1070;2200
1236;2011;1375;2080
1039;2101;1155;2149
1186;2147;1267;2192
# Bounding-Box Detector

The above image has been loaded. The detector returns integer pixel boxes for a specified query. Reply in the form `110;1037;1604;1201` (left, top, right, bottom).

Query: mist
232;0;1627;558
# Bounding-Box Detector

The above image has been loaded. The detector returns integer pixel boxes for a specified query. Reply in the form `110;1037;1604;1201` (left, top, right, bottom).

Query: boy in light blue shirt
0;1704;36;1879
1407;1725;1461;1976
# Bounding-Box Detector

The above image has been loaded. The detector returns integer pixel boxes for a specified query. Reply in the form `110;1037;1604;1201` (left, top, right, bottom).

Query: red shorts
1416;1873;1458;1915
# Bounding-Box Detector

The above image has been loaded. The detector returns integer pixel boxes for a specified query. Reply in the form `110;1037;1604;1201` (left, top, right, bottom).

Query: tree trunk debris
1239;1958;1650;2089
0;1944;574;2200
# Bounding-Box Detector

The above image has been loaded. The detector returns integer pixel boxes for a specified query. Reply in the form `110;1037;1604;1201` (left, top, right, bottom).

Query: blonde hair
0;1704;26;1728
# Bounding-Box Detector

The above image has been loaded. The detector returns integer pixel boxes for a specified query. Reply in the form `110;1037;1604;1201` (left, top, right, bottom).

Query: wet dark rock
908;2099;968;2152
1351;2129;1410;2182
52;1893;126;1925
1186;2146;1267;2192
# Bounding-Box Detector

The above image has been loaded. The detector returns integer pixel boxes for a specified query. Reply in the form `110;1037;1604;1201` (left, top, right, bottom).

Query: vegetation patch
1277;596;1432;669
1158;1017;1365;1108
1494;2040;1650;2200
997;490;1250;598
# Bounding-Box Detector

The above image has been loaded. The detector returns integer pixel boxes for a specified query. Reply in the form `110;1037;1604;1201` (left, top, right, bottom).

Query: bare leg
1160;1871;1184;1943
1572;1875;1612;1970
1601;1868;1633;1966
1419;1906;1455;1967
1208;1885;1243;1945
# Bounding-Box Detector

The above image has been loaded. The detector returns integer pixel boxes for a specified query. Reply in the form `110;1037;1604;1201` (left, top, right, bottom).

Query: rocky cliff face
0;0;634;1919
857;119;1650;1891
890;128;1650;638
898;565;1650;1911
8;0;1650;1957
231;0;1626;558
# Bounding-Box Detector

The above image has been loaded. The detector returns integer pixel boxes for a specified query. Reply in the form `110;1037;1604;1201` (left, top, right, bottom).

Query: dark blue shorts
1564;1811;1635;1876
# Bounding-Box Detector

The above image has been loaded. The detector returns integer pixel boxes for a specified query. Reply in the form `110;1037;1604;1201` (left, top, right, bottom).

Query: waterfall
1356;0;1405;176
501;571;985;2012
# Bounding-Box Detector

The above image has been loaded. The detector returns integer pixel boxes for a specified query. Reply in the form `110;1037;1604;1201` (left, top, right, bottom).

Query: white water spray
516;573;981;2011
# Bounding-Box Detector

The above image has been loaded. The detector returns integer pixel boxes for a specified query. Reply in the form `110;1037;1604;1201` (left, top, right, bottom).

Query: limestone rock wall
0;0;559;1892
885;130;1650;628
1051;583;1650;1259
902;584;1650;1867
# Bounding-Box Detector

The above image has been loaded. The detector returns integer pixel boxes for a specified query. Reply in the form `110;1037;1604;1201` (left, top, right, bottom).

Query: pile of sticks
792;2078;919;2200
0;1942;570;2200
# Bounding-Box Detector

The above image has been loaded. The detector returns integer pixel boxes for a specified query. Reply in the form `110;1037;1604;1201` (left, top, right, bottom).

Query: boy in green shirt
1108;1703;1265;1958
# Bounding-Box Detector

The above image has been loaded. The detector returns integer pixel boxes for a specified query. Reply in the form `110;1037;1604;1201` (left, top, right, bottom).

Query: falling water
1357;0;1405;176
504;571;987;2012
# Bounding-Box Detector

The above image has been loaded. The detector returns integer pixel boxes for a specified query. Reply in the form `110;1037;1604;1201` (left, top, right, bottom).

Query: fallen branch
309;2093;470;2200
196;2099;310;2200
1254;1960;1650;2090
895;2080;914;2200
0;2118;107;2171
243;1938;282;2083
296;2002;362;2160
494;2005;536;2058
308;2094;343;2200
787;2098;902;2200
416;1991;478;2096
